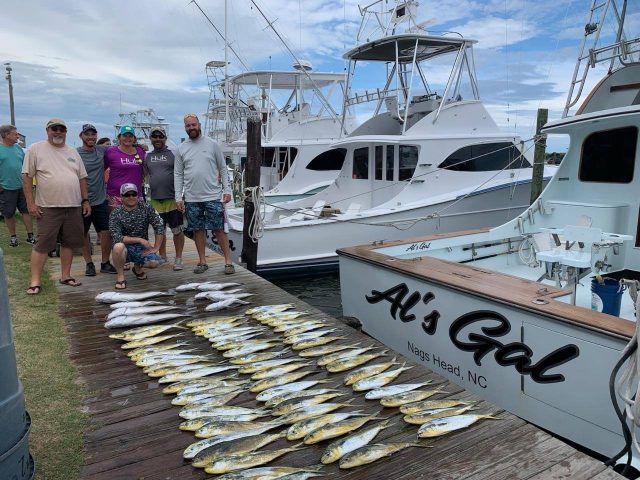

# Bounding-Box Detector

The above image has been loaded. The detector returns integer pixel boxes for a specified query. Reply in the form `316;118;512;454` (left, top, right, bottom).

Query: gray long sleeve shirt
174;136;230;202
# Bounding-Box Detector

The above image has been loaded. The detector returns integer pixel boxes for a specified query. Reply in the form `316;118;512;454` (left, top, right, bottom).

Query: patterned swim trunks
126;244;162;266
185;201;224;232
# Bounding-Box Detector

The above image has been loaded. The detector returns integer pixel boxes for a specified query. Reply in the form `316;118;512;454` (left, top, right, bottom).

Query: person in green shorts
143;126;184;270
0;124;35;246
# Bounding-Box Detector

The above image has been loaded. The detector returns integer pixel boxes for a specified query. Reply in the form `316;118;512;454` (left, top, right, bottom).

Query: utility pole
530;108;548;204
4;63;15;126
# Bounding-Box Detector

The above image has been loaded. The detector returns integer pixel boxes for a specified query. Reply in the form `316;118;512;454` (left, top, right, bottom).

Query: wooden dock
56;239;622;479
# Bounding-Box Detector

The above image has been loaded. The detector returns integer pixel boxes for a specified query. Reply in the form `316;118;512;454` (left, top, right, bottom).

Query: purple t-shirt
104;146;145;197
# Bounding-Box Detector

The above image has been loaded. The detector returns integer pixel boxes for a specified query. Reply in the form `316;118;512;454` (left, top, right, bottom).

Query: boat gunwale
337;229;636;340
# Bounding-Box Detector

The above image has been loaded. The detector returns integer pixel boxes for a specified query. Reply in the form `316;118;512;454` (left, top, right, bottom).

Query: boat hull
228;180;541;275
338;251;631;461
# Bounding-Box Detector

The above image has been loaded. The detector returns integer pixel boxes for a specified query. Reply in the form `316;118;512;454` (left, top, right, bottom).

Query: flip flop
132;266;147;280
115;280;127;290
26;285;41;295
59;278;82;287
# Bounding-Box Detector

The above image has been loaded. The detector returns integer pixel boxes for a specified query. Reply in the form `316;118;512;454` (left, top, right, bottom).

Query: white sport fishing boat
228;66;358;202
338;0;640;470
204;60;358;203
227;0;555;275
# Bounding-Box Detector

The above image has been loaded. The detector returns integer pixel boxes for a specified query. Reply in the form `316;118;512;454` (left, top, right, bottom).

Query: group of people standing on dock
0;113;235;295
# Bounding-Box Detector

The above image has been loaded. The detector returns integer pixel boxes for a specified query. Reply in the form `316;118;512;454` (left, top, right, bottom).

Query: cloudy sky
0;0;636;152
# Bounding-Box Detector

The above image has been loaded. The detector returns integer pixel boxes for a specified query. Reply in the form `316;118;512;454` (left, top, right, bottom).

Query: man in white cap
174;113;234;275
108;183;164;289
144;126;185;270
22;118;91;294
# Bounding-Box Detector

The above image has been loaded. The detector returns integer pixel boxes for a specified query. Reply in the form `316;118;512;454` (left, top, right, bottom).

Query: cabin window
399;145;419;181
375;146;384;180
306;148;347;171
386;145;395;181
261;147;276;167
353;147;369;179
438;142;531;171
579;127;637;183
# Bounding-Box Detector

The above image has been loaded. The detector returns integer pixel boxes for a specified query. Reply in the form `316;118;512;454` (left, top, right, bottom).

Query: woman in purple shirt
104;125;145;208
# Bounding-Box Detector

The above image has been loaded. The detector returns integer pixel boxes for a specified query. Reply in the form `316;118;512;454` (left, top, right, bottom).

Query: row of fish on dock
95;281;499;479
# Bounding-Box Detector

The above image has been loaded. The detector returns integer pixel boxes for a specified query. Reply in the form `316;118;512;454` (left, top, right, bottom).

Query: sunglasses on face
50;126;67;133
122;192;138;198
150;134;165;139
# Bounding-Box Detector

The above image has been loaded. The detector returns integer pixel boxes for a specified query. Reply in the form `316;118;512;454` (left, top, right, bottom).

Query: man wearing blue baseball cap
108;183;164;289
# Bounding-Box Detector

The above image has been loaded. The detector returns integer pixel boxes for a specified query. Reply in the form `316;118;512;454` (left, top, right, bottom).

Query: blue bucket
591;278;624;316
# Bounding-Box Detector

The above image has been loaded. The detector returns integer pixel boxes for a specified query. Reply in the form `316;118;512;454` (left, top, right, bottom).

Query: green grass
3;219;86;480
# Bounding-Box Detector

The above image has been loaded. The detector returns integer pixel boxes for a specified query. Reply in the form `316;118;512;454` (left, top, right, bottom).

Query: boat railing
345;87;406;107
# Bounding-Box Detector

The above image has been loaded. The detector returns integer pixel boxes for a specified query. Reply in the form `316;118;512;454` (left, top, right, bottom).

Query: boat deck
59;241;622;479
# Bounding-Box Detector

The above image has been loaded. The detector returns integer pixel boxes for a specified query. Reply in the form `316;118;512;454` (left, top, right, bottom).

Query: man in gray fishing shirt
77;123;117;276
174;113;234;274
144;126;185;271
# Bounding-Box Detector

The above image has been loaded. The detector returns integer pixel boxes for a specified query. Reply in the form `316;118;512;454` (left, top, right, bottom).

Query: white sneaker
173;258;184;271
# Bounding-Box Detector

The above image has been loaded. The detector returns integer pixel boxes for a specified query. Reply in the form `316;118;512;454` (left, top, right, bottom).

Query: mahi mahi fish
417;413;498;438
321;419;393;463
215;467;322;480
304;414;382;444
191;432;287;468
364;382;431;400
286;411;368;441
351;364;413;392
338;442;430;469
204;446;305;474
255;380;332;402
108;322;185;341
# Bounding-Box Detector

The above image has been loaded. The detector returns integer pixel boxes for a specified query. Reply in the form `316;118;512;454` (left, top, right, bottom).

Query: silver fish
107;305;180;320
216;467;322;480
245;304;295;315
197;282;243;291
196;291;252;302
95;291;173;303
109;300;167;309
105;312;190;329
206;298;251;311
175;281;216;291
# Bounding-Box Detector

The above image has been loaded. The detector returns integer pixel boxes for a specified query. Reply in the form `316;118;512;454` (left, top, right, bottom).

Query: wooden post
242;117;261;272
530;108;548;204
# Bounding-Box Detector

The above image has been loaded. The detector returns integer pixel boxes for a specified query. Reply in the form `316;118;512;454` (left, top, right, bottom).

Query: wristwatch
81;199;90;204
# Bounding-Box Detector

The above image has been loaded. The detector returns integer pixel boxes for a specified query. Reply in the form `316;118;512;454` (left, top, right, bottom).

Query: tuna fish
95;291;173;303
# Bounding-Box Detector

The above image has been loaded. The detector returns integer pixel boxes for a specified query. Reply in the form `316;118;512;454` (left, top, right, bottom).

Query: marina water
270;272;343;319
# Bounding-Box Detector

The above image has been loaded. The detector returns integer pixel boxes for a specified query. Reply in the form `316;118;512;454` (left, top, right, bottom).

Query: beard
187;128;201;139
52;136;65;145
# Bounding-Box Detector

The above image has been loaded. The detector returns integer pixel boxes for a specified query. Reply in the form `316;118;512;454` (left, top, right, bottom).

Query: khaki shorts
34;207;84;253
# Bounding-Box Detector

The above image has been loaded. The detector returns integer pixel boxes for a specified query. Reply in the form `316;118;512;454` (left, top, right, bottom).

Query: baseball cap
81;123;97;133
150;126;166;137
119;125;135;136
120;183;138;195
46;118;66;129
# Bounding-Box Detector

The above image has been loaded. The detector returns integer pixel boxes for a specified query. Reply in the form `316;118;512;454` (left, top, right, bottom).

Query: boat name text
366;283;580;384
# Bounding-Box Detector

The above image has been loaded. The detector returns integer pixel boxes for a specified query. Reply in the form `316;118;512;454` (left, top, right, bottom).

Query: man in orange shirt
22;118;91;295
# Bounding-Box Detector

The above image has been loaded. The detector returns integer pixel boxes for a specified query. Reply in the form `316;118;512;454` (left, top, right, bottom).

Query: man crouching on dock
109;183;164;289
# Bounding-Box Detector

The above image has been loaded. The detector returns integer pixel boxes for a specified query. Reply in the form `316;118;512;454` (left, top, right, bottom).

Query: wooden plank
57;240;619;479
